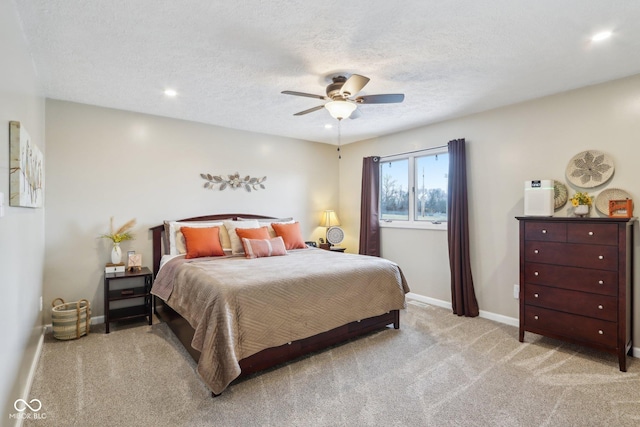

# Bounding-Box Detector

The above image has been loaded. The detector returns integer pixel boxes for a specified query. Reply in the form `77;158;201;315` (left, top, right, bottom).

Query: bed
150;213;409;395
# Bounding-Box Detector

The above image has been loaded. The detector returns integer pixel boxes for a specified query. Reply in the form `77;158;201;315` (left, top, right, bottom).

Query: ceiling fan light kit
325;100;357;120
282;73;404;118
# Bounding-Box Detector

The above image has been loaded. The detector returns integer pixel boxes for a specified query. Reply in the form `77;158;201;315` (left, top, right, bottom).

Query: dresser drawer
524;241;618;271
524;284;617;321
524;222;566;242
523;306;616;348
567;223;618;246
524;262;618;296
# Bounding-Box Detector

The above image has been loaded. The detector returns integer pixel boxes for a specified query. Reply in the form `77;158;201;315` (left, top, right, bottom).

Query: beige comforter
151;248;409;394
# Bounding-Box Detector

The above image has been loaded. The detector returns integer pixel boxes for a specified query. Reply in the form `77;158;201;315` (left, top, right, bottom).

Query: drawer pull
534;315;539;320
534;293;539;298
588;231;594;236
542;229;547;234
598;330;603;335
598;305;603;309
534;271;539;276
598;255;604;260
534;249;539;254
598;280;604;285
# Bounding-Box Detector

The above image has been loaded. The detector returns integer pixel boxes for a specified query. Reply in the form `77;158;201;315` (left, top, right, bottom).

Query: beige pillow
223;220;260;254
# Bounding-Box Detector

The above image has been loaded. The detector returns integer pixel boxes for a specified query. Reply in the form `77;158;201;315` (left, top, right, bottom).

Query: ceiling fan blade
339;74;370;97
282;90;327;100
356;94;405;104
293;105;325;116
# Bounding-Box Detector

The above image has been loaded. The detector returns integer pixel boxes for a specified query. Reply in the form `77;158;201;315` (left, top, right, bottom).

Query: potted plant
571;192;592;217
100;217;136;263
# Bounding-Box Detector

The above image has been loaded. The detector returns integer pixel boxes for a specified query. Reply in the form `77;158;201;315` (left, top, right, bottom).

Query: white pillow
239;217;295;238
224;220;261;255
165;221;229;255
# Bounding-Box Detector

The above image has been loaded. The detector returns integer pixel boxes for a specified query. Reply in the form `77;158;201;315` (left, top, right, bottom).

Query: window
379;148;448;229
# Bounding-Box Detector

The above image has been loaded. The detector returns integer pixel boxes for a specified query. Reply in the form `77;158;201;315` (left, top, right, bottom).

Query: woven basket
51;298;91;340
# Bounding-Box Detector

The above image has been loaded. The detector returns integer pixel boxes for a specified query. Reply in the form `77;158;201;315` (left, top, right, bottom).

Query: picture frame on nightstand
127;253;142;272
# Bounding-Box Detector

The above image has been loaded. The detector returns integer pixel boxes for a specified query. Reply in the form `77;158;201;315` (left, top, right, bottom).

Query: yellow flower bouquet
100;217;136;243
570;192;592;207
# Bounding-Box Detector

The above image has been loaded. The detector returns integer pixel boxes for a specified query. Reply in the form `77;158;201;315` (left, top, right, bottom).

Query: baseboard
13;329;45;427
406;292;638;358
478;309;519;327
406;292;452;310
44;315;105;334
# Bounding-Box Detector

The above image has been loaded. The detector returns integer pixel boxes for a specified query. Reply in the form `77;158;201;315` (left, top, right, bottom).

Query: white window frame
379;147;448;231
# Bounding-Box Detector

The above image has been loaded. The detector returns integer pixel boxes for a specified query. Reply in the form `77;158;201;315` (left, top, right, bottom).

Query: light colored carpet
25;301;640;426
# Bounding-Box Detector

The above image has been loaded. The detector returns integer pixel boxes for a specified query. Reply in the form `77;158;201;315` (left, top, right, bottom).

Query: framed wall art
9;121;44;208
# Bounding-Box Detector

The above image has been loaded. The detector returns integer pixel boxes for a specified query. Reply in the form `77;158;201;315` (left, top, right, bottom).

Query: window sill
379;221;447;231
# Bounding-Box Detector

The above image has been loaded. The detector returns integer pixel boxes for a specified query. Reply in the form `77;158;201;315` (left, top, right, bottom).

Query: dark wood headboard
149;214;276;277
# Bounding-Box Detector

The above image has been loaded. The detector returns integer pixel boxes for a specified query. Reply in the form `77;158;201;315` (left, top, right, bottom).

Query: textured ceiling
14;1;640;144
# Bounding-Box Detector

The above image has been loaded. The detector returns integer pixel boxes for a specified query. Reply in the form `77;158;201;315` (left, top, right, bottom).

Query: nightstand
104;267;153;333
319;243;346;252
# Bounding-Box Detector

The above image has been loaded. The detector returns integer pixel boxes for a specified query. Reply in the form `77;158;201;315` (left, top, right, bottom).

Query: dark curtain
447;139;479;317
359;156;380;256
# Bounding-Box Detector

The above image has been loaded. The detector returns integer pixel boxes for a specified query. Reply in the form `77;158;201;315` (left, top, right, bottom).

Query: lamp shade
319;210;341;227
324;101;357;120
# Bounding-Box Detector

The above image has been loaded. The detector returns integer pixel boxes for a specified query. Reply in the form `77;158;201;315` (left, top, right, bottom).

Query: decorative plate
326;226;345;245
565;150;614;188
595;188;632;215
554;180;568;210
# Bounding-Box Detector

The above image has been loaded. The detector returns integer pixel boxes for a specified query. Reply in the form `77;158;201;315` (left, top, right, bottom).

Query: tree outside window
380;149;448;227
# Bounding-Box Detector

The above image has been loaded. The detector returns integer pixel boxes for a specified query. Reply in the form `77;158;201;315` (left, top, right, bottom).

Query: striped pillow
242;237;288;259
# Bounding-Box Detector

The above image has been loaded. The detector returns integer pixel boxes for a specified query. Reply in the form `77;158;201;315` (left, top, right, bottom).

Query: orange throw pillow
271;222;306;250
236;226;270;253
181;226;225;259
235;226;270;241
242;237;288;259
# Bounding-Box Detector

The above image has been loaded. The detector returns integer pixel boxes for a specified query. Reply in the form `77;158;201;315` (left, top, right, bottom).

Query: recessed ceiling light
164;89;177;97
324;124;333;129
591;31;612;42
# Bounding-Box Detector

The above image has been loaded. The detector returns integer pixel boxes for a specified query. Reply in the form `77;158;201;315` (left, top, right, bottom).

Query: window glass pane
380;159;409;220
415;153;448;222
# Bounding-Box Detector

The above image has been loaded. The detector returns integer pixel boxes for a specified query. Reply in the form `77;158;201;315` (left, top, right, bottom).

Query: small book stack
105;263;125;273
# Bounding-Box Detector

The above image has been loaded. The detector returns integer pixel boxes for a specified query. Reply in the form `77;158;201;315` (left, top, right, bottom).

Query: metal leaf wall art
201;172;267;192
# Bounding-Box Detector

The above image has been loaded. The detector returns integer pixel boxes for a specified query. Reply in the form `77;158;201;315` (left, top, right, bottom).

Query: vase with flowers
100;217;136;263
571;192;592;217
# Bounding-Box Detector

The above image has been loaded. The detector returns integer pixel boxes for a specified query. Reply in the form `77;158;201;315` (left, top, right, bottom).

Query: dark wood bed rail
155;301;399;378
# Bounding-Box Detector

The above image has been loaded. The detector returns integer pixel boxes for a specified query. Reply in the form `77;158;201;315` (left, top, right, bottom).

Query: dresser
517;217;635;371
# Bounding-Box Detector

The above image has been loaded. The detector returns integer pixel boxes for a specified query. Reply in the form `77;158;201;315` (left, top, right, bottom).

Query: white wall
44;100;339;322
341;73;640;346
0;0;46;422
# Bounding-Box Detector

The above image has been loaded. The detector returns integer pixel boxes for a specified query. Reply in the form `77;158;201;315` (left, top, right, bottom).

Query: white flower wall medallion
565;150;614;188
201;172;267;192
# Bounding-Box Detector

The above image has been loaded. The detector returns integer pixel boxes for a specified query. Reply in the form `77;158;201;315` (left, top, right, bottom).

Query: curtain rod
379;144;448;160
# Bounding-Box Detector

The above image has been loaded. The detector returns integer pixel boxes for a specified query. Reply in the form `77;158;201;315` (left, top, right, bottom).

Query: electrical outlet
513;284;520;299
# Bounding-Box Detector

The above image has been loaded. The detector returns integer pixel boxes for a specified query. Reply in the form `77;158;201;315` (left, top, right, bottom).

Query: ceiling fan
282;74;404;120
